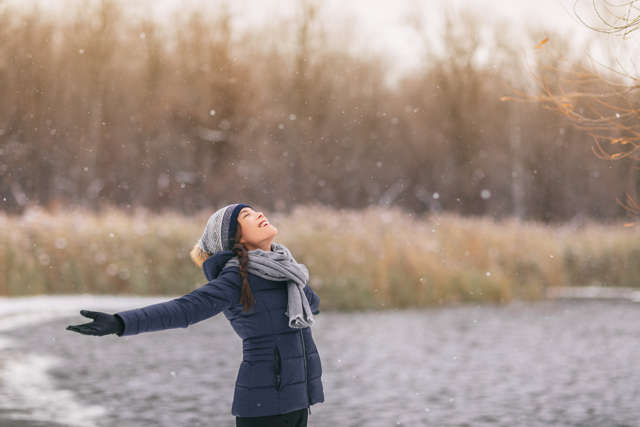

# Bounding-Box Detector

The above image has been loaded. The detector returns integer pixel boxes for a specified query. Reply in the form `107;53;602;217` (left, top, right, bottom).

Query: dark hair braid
231;222;254;312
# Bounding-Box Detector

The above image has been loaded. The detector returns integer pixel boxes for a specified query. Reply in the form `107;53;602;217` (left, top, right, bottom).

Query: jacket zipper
275;346;282;390
299;328;311;415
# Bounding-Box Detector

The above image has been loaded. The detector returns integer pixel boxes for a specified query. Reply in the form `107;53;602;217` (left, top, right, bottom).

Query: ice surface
0;295;172;427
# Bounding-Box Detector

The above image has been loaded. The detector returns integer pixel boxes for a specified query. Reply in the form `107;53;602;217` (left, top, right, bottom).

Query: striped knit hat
198;204;252;255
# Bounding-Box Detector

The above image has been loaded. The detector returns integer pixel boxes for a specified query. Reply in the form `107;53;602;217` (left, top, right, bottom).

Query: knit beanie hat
198;203;252;255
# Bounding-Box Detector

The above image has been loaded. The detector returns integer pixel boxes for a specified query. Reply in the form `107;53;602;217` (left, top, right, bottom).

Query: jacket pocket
274;346;282;390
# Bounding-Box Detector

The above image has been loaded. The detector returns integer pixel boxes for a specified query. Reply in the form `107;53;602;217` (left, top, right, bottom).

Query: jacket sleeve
115;277;238;337
304;284;320;314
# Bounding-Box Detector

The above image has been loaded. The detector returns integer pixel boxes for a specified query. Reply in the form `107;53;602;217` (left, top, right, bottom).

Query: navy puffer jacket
115;249;324;417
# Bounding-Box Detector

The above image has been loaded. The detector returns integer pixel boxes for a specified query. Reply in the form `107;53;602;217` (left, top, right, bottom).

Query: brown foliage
503;1;640;221
0;0;633;222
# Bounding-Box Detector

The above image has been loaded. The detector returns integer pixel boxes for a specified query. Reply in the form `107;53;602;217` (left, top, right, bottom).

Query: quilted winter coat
115;249;324;417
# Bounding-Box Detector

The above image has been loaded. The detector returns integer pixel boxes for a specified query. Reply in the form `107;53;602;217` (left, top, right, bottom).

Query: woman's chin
265;225;277;235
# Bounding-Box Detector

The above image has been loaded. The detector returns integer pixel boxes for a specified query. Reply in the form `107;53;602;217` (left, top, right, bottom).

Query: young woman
67;203;324;427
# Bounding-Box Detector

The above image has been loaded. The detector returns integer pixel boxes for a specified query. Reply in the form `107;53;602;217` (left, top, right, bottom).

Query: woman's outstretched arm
116;276;239;336
68;276;239;337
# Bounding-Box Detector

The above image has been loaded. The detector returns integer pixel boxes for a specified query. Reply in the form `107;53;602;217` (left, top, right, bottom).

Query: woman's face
237;207;278;251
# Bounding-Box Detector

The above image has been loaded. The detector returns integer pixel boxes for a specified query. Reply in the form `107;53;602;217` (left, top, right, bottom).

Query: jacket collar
202;250;236;281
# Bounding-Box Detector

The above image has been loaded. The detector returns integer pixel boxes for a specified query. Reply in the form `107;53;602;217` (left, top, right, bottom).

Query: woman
67;203;324;427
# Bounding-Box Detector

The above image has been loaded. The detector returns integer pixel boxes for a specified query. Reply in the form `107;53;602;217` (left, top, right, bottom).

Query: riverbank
1;205;638;309
1;296;639;427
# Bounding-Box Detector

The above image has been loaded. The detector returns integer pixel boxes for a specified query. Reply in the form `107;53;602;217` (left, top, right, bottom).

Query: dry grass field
1;205;638;310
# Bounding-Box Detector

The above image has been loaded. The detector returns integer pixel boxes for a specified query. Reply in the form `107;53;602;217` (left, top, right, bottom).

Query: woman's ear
190;242;211;267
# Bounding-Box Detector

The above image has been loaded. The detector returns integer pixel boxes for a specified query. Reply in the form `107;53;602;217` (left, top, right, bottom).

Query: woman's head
190;203;252;267
189;203;275;312
189;204;278;267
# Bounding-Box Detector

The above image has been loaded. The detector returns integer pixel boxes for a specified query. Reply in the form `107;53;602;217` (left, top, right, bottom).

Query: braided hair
231;221;255;312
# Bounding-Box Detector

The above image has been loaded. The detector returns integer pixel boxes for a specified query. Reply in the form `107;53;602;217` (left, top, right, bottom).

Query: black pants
236;408;308;427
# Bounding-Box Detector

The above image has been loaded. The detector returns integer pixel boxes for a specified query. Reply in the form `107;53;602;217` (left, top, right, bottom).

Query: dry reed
1;205;638;310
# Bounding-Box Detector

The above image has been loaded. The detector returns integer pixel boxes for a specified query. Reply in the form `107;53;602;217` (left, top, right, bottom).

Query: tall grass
1;205;638;310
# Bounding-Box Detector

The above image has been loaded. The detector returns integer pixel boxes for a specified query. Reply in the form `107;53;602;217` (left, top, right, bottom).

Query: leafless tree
515;0;640;221
0;0;633;222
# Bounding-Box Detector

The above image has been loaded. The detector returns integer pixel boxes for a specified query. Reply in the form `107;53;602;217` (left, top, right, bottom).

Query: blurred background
1;0;637;219
1;0;639;301
1;0;640;426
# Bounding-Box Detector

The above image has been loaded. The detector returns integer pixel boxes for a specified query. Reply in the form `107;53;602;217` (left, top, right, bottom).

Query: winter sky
160;0;620;73
15;0;637;80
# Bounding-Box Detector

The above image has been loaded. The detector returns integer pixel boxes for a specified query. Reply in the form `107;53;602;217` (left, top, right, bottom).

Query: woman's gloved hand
66;310;125;336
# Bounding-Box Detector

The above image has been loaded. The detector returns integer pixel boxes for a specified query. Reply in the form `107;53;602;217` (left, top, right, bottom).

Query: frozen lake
0;296;639;427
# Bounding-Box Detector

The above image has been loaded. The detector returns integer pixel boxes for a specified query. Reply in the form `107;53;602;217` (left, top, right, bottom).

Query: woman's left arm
303;284;320;315
115;277;238;337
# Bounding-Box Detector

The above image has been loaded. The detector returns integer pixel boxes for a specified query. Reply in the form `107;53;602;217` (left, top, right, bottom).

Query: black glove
66;310;125;336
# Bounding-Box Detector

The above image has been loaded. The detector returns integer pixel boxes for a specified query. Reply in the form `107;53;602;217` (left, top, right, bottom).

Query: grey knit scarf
224;242;315;328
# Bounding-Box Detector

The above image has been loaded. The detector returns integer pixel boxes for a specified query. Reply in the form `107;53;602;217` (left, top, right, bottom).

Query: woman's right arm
115;276;238;336
113;276;238;337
